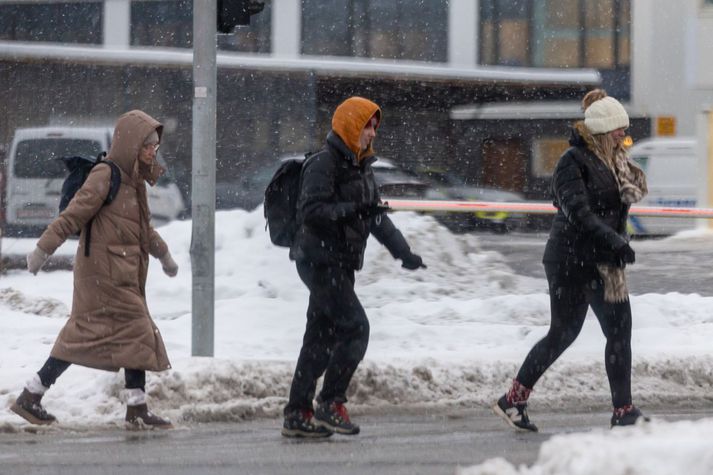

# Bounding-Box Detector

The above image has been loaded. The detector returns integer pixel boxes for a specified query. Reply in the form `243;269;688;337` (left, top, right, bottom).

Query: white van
628;137;697;236
4;126;185;236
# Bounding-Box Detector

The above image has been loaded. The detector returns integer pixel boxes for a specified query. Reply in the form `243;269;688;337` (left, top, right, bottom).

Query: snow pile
459;418;713;475
1;208;713;429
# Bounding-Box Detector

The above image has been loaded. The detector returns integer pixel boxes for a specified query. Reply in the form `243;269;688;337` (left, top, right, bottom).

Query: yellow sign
656;116;676;136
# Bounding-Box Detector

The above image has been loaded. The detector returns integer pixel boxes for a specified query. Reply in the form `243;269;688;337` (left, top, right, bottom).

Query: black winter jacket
289;132;411;270
542;128;629;267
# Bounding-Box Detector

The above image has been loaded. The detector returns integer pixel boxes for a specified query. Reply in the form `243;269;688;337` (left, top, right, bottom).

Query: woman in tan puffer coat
11;110;179;430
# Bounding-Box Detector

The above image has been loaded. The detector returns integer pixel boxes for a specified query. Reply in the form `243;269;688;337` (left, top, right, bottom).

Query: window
531;138;569;177
302;0;447;62
131;0;271;53
0;2;102;44
14;139;103;179
480;0;630;69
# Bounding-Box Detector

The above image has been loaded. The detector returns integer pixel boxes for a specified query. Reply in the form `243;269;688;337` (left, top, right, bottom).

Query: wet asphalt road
1;407;711;475
477;232;713;296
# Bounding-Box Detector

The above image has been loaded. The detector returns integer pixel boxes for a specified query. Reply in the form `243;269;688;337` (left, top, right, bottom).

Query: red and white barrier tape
383;199;713;219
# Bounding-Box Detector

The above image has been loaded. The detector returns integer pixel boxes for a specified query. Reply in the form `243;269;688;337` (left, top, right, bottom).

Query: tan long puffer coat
37;110;171;372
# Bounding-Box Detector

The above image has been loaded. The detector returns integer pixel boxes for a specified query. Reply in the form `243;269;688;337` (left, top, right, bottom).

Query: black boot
492;394;538;432
10;389;57;425
314;401;360;435
125;404;173;430
282;409;333;438
611;405;649;427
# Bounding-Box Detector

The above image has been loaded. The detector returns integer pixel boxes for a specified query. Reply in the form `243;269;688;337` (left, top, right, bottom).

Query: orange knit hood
331;97;381;161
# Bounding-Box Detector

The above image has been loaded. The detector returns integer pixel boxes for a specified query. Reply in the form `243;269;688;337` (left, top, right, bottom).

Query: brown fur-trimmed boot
10;389;57;425
125;404;173;430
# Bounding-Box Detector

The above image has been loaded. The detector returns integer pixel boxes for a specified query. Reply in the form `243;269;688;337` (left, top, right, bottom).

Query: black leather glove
401;251;426;270
615;243;636;266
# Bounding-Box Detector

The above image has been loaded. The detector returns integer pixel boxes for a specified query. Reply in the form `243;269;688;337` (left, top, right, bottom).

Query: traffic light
217;0;265;33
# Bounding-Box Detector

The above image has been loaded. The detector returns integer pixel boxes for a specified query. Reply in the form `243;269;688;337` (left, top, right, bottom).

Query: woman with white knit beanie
493;89;649;431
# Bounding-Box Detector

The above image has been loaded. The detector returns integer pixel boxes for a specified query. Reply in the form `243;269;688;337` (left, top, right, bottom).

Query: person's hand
615;243;636;266
27;247;50;275
401;251;426;270
159;251;178;277
359;202;391;218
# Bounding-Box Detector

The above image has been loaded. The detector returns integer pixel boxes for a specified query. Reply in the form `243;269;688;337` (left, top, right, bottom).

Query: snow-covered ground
2;209;713;473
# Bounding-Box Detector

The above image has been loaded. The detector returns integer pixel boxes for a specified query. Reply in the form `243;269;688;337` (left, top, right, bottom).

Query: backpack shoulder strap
104;160;122;205
83;158;121;258
94;154;121;205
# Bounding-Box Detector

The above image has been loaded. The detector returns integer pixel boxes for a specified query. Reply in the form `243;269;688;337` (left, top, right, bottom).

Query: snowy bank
459;418;713;475
1;209;713;429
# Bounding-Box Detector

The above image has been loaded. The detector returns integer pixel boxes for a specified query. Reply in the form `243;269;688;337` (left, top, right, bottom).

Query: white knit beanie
584;96;630;134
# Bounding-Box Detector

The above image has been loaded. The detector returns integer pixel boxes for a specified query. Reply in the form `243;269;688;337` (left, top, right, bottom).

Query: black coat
543;128;629;268
289;132;411;270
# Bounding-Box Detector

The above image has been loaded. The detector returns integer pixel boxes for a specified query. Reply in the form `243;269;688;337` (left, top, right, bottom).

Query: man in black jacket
282;96;425;438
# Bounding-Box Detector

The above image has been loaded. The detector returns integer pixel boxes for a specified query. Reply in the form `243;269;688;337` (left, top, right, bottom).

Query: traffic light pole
190;0;217;356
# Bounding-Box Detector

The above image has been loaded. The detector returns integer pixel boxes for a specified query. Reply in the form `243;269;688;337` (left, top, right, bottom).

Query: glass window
14;139;103;179
479;0;531;66
131;0;271;53
0;2;102;44
132;0;193;48
302;0;447;62
481;0;630;70
532;138;569;177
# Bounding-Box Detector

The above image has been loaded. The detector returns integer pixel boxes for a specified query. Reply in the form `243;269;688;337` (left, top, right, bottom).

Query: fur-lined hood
569;121;598;151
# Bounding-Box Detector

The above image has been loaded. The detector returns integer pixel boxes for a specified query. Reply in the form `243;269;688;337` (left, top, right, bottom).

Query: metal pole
191;0;216;356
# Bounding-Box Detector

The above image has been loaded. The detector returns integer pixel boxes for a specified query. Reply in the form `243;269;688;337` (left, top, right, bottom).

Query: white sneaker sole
492;402;537;432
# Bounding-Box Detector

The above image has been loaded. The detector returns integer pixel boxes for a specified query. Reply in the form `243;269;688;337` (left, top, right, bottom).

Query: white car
628;137;697;236
4;126;185;236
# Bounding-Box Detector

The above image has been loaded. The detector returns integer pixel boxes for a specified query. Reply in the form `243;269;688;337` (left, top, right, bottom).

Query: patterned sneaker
281;409;333;438
125;404;174;430
314;401;360;435
10;389;57;425
492;394;538;432
611;405;649;427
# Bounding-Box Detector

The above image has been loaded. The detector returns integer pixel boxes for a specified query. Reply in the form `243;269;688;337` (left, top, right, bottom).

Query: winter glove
159;251;179;277
27;247;50;275
615;242;636;267
401;251;426;270
359;202;392;219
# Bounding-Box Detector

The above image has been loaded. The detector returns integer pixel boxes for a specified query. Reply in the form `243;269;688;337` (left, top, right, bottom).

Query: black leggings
37;357;146;391
516;262;633;408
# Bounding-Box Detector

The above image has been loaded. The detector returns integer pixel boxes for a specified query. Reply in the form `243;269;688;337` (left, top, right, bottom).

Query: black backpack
263;156;307;247
58;152;122;256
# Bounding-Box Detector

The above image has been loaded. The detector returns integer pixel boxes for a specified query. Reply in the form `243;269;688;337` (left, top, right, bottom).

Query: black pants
516;262;633;408
37;357;146;391
284;261;370;414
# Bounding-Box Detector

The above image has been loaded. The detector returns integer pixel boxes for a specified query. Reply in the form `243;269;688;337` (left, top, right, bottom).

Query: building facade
1;0;656;206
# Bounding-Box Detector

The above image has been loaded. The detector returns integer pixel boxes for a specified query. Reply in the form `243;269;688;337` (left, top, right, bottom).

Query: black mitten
401;252;426;270
615;243;636;266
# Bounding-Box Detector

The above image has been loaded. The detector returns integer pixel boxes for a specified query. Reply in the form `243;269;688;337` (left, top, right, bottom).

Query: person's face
609;127;627;145
359;117;377;151
139;141;159;164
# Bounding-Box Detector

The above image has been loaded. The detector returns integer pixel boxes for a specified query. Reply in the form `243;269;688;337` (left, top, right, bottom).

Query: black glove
359;202;391;219
401;251;426;270
615;243;636;266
